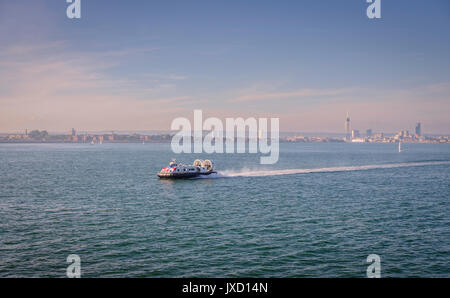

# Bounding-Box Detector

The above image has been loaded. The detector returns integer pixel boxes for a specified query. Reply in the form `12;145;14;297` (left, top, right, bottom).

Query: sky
0;0;449;134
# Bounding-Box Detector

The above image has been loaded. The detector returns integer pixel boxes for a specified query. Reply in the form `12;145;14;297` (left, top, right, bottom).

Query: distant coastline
1;129;449;144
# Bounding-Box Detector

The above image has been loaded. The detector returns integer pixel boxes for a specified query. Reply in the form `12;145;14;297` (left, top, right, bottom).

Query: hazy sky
0;0;449;133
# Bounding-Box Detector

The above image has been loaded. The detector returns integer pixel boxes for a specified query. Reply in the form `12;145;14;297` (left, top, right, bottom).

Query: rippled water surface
0;142;449;277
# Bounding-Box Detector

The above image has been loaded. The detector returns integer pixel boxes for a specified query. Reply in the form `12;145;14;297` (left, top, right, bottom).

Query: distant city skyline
0;112;436;138
1;1;449;133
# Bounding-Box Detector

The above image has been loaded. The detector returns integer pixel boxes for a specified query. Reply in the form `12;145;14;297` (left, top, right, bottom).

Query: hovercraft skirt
157;171;216;179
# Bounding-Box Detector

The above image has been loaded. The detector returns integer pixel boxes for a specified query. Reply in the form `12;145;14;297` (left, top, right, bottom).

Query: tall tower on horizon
345;112;351;140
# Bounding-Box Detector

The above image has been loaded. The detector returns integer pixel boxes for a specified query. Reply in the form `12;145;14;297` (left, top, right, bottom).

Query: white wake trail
220;161;450;178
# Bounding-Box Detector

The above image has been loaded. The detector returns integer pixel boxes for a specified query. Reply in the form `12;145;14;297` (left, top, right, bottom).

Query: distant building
352;129;360;139
351;138;366;143
366;129;373;137
71;128;77;142
396;130;410;140
374;132;384;139
415;122;422;137
345;112;351;140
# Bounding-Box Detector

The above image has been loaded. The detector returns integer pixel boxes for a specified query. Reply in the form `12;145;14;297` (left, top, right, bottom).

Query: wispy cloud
0;42;195;131
143;73;189;80
228;88;352;103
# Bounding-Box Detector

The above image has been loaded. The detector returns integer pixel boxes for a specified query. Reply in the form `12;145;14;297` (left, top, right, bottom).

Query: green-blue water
0;143;449;277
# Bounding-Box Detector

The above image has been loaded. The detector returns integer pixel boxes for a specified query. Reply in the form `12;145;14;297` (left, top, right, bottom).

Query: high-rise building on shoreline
71;128;77;142
415;122;422;137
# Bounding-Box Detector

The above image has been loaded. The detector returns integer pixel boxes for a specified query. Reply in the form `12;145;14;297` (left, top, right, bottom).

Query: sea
0;142;449;277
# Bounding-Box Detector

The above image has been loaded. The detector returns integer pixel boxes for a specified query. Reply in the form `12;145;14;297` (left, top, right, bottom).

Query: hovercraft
157;159;216;179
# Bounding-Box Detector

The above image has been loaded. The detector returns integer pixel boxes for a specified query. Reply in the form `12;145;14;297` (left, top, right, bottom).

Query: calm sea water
0;142;449;277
